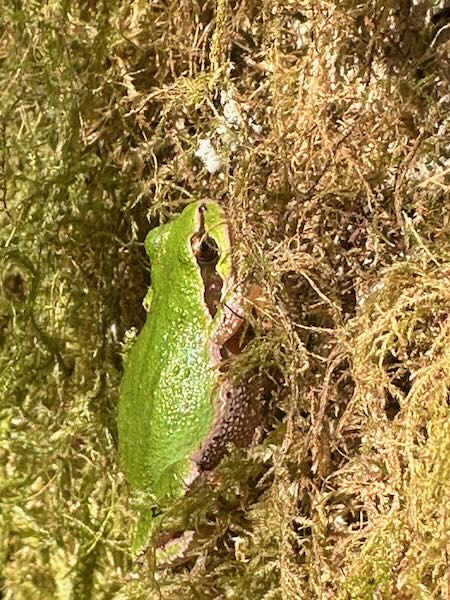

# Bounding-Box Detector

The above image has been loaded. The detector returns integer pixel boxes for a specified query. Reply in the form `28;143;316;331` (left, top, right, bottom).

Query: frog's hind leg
197;285;264;470
192;377;262;472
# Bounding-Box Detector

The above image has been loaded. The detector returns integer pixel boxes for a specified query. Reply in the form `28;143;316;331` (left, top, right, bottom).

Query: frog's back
118;204;217;502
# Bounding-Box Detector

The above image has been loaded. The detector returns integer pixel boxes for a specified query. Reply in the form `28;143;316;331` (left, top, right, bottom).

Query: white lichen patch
195;138;222;174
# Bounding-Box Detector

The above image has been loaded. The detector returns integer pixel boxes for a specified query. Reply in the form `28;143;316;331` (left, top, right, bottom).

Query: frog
117;200;259;560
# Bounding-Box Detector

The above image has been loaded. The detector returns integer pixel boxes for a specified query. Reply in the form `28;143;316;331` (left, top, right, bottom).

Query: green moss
1;0;449;598
339;522;405;599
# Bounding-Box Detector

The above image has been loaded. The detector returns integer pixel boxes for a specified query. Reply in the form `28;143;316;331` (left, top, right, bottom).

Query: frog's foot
154;525;215;568
154;529;195;567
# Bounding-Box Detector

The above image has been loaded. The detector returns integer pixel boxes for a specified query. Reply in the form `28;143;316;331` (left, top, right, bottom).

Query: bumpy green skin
118;201;231;548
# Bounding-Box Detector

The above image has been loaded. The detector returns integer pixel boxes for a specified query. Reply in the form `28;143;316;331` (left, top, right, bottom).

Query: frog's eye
191;234;219;265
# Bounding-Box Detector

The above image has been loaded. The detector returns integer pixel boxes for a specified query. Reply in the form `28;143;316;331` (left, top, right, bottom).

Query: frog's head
145;201;233;316
189;200;231;283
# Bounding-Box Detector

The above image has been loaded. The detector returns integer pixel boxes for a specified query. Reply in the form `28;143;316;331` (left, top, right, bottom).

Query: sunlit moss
1;0;449;598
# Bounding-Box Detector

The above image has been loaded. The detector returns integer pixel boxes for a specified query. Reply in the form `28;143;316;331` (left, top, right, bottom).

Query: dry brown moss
1;0;450;598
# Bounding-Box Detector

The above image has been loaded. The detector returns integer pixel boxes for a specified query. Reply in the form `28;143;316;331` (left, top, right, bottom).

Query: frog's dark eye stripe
191;233;219;265
197;203;207;235
191;232;222;317
197;236;219;264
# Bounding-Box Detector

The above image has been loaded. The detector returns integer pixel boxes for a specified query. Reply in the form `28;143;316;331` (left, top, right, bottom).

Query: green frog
118;200;258;559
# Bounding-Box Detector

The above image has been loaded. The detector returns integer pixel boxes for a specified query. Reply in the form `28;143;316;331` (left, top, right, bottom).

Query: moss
1;0;449;598
339;520;405;599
